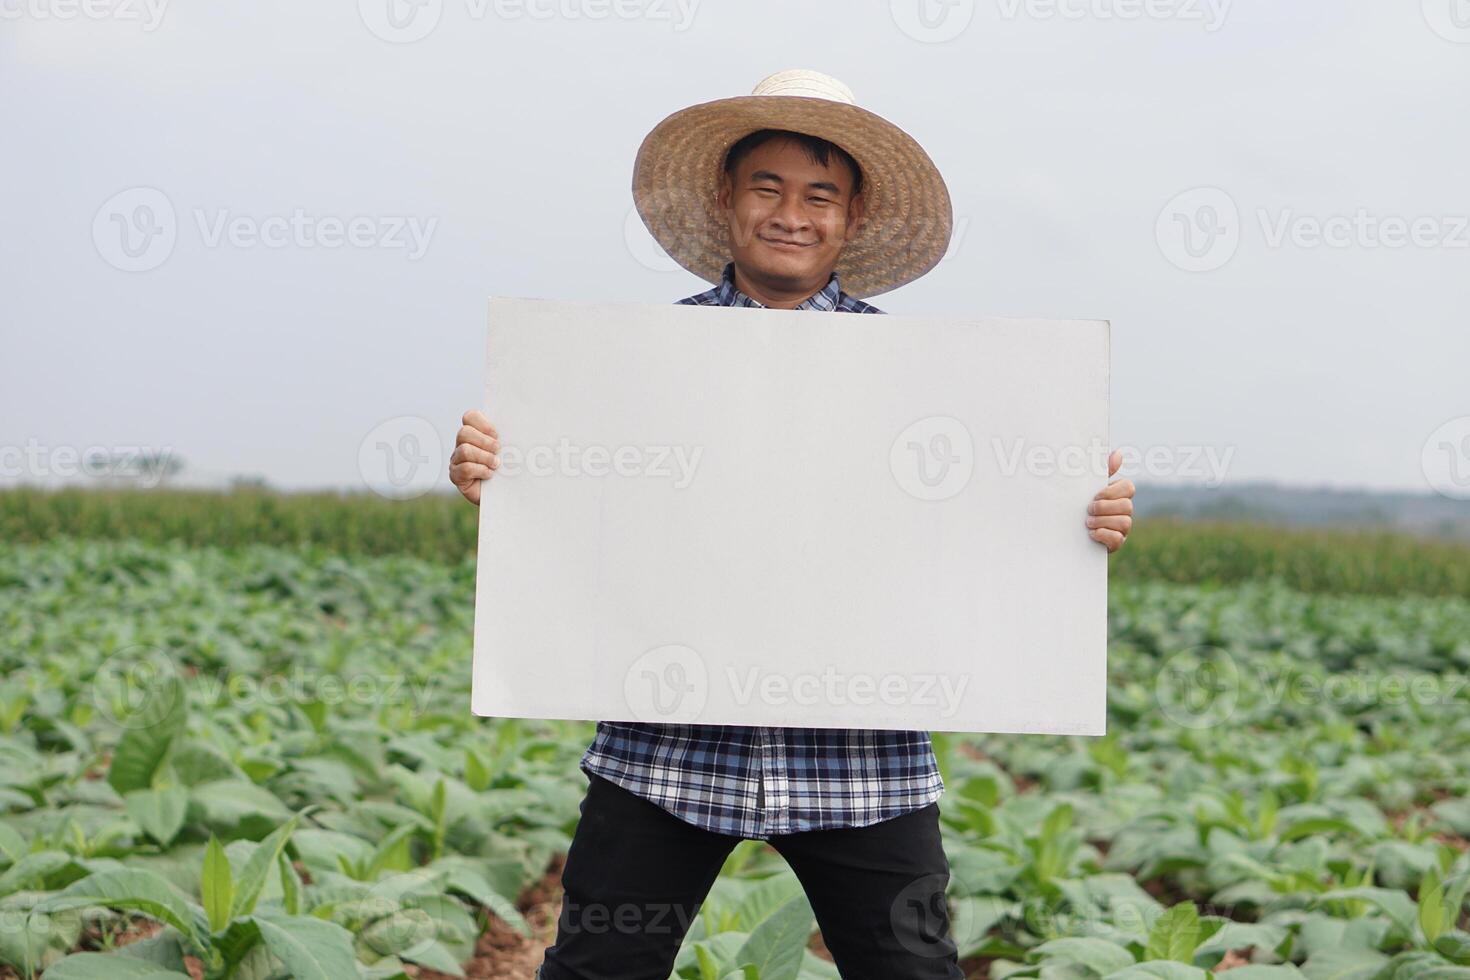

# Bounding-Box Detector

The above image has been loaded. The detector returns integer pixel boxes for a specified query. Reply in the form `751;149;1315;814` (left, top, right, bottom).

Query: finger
1092;478;1136;501
1089;527;1125;551
450;462;495;503
451;443;499;469
1088;498;1133;517
462;409;499;438
1108;448;1122;477
451;461;495;483
456;424;500;453
449;460;493;506
1085;515;1132;534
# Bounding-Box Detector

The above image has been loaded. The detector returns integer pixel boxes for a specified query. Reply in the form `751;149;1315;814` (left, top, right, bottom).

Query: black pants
537;773;963;980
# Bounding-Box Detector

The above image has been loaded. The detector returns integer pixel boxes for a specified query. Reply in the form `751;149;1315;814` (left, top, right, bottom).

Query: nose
770;192;814;236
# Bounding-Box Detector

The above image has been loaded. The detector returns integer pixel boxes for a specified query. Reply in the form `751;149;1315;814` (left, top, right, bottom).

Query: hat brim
632;95;953;299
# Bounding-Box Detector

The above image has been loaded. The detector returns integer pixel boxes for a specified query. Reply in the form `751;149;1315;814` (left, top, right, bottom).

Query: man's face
717;136;865;293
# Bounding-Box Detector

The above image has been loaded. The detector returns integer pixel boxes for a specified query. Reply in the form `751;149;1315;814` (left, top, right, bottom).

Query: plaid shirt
578;261;945;840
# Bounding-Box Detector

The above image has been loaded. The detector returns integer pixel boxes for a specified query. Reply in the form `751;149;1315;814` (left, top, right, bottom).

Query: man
449;69;1135;980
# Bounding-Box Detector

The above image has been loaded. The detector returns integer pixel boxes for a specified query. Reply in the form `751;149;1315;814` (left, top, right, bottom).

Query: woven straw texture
632;75;952;299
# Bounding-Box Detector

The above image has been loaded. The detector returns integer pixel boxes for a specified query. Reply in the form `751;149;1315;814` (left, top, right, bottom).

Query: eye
809;197;833;205
754;187;779;196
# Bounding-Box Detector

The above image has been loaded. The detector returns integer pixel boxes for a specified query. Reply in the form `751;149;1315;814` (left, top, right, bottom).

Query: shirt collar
714;262;843;312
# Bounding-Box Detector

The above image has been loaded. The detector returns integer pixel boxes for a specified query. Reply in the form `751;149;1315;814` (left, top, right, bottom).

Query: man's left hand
1087;449;1135;553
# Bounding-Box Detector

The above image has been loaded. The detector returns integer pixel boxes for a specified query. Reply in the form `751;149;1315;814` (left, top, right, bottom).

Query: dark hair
722;128;864;199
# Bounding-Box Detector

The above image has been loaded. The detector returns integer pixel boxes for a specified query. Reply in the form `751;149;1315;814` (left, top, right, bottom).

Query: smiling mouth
760;238;812;251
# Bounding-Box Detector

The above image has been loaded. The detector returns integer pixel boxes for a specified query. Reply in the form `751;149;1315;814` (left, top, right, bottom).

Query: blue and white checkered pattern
673;261;886;314
579;261;945;840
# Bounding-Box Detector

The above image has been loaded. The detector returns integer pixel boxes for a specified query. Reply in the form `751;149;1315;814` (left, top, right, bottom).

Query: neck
731;264;829;310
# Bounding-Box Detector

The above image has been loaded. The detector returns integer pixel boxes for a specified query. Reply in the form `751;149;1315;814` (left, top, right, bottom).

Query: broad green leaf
359;956;414;980
116;930;189;970
1278;818;1359;842
1103;963;1208;980
253;912;358;980
1437;932;1470;966
1194;922;1287;958
367;823;419;879
0;823;26;864
399;937;465;977
190;780;293;832
1033;937;1136;974
1317;887;1417;937
1372;950;1470;979
734;894;815;980
1145;902;1200;964
106;672;187;795
359;908;438;957
36;869;202;946
0;850;75;896
442;863;531;936
1298;945;1389;980
39;951;193;979
125;786;189;847
402;893;477;963
951;895;1014;959
214;916;265;973
730;873;804;931
0;891;83;975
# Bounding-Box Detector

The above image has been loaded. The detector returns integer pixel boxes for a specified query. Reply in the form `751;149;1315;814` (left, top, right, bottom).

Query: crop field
3;490;1470;979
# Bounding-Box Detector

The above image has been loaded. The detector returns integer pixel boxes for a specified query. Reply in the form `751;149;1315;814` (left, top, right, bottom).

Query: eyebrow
749;169;843;196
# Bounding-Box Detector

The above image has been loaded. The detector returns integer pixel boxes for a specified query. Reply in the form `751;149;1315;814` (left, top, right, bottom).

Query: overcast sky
2;0;1467;498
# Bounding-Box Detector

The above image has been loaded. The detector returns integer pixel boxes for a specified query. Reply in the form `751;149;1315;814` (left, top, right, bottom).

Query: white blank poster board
472;296;1109;735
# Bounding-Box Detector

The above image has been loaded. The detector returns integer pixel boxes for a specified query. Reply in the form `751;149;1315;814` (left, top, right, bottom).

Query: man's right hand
449;409;500;506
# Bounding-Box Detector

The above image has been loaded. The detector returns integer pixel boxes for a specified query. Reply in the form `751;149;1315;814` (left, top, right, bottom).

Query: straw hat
631;69;953;299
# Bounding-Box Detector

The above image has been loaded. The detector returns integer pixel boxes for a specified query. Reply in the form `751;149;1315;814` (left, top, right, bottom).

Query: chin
749;251;821;282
